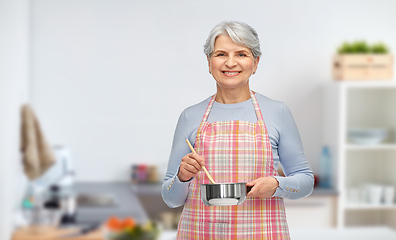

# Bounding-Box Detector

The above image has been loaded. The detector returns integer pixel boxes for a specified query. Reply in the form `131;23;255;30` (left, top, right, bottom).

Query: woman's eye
238;53;247;57
217;53;226;57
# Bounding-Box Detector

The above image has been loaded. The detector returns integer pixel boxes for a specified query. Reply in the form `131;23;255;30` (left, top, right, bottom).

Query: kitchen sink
77;193;118;207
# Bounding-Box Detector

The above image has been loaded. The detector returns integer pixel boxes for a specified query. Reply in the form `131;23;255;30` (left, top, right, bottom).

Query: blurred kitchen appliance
33;145;75;188
30;145;77;224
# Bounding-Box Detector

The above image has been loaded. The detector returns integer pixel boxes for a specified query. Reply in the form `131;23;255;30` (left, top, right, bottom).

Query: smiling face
208;35;259;91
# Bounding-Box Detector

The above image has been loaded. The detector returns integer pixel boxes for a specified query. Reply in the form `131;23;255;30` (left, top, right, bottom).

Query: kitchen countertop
310;187;338;196
13;228;177;240
12;226;102;240
13;183;344;240
13;182;151;239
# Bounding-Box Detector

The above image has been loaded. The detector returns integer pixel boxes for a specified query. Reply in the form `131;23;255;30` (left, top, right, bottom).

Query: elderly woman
162;21;314;239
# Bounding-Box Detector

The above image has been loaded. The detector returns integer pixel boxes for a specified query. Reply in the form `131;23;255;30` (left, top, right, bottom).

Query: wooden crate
333;54;393;81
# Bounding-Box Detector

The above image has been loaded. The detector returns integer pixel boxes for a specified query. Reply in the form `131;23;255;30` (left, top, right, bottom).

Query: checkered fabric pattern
177;91;290;239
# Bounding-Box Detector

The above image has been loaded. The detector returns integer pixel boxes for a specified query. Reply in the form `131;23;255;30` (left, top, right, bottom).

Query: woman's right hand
177;153;205;182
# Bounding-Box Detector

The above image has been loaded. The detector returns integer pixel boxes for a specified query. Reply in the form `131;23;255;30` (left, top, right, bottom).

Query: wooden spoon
185;139;216;184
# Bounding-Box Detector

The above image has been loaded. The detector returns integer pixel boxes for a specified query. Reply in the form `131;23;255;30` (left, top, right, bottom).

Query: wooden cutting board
12;226;103;240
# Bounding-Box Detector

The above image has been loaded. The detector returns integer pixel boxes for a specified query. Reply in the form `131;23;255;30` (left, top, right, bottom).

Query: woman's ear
253;56;260;73
207;56;212;74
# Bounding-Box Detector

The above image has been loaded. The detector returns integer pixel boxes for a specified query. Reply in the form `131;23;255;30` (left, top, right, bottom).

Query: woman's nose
225;56;237;68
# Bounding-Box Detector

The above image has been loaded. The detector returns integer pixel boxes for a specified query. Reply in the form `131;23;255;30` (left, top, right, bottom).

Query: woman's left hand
246;177;279;199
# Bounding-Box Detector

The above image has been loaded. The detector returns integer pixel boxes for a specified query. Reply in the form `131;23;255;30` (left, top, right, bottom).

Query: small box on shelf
332;40;393;81
333;54;393;81
131;164;160;184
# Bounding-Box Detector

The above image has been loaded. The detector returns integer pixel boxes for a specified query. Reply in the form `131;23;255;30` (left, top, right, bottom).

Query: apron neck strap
251;91;264;122
201;91;264;123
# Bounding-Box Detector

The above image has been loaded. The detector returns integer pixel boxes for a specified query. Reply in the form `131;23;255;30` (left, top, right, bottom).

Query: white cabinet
323;81;396;229
284;190;337;229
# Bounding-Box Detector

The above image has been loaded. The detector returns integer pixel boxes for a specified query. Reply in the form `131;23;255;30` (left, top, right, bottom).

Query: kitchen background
1;0;396;239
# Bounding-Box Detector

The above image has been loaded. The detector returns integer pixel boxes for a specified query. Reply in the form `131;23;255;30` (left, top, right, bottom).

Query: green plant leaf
371;42;389;54
352;41;370;53
337;40;390;54
338;42;354;54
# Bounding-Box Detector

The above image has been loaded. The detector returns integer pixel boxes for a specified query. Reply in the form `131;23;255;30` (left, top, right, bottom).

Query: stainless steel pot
201;183;252;206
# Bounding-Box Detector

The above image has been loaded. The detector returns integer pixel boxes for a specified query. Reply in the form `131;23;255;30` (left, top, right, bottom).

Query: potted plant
333;40;393;80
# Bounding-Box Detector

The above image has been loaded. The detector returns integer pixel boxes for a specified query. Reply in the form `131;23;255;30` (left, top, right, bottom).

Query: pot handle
246;186;252;193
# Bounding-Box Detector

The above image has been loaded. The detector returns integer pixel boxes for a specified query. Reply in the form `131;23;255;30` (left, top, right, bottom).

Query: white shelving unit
323;81;396;229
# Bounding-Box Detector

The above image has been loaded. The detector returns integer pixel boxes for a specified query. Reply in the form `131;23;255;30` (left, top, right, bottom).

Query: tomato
121;217;136;229
106;216;123;231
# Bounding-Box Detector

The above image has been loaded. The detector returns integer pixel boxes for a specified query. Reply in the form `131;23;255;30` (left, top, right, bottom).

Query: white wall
30;0;396;181
0;0;30;238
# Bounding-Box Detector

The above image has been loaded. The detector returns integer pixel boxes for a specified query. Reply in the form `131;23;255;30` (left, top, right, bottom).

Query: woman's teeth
223;71;239;75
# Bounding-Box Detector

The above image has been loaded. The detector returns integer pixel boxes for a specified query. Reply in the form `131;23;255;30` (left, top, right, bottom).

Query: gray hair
204;21;262;58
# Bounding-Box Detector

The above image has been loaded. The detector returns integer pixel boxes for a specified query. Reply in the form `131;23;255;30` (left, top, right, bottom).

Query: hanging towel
20;104;55;180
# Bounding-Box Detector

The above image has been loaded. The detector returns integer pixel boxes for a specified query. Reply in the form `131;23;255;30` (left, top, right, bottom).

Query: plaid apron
177;91;290;239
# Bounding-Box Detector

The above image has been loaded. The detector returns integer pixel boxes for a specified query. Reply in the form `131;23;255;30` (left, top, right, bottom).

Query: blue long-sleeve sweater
162;92;314;208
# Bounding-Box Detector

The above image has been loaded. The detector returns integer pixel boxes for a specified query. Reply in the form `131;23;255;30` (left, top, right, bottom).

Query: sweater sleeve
272;103;314;200
161;110;195;208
